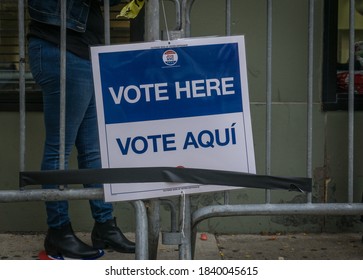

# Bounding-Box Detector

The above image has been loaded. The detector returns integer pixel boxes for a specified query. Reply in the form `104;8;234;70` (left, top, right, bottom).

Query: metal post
146;199;160;260
224;0;231;205
145;0;160;41
132;200;149;260
143;0;162;260
183;0;195;38
59;0;67;190
306;0;315;203
179;194;192;260
18;0;26;178
225;0;231;36
104;0;110;45
265;0;273;203
348;0;355;203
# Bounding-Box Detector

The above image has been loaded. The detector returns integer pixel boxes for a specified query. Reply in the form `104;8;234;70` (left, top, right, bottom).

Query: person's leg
28;37;102;259
73;86;113;223
73;60;135;254
28;37;72;228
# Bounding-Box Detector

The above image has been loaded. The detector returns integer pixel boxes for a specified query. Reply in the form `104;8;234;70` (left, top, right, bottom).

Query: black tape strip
20;167;311;193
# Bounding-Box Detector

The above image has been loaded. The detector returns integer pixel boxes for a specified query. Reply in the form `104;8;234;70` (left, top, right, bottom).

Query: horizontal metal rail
0;188;104;203
192;203;363;227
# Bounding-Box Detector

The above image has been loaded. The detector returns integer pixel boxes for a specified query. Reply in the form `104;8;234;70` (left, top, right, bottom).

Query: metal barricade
147;0;363;260
0;0;150;260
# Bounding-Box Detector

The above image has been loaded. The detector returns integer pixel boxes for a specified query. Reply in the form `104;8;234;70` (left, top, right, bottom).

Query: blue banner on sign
98;43;243;124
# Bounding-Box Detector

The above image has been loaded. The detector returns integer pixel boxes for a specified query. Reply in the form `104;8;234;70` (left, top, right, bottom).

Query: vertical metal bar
224;0;231;205
147;200;160;260
184;0;195;38
59;0;67;190
306;0;315;203
191;221;197;259
265;0;273;203
18;0;26;178
348;0;355;203
225;0;231;36
145;0;160;41
179;194;192;260
181;1;188;38
132;201;149;260
143;0;161;260
104;0;110;45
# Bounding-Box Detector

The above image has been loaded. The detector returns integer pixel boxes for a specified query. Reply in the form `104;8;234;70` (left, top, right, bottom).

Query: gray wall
1;0;363;234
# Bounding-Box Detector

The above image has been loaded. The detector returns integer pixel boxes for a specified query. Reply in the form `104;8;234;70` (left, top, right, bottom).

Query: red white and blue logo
162;49;178;66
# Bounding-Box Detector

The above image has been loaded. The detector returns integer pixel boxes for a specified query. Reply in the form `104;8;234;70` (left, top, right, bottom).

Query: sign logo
162;49;178;66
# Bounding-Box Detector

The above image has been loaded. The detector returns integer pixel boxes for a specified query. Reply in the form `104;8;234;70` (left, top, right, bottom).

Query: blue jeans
28;37;113;228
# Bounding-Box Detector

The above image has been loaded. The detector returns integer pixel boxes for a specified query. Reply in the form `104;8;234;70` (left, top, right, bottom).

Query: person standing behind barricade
27;0;135;259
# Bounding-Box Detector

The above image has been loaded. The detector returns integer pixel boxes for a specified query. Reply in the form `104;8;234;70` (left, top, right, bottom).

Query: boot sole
92;236;135;254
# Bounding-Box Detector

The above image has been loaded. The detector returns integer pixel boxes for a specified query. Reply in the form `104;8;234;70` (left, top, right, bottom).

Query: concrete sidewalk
0;232;362;260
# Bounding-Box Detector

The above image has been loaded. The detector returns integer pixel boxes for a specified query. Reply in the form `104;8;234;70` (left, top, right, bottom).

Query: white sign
91;36;255;201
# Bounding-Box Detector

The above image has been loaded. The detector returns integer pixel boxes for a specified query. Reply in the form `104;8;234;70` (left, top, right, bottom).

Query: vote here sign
91;36;256;202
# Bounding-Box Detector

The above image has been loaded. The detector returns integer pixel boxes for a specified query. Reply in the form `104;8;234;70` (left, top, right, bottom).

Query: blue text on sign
115;124;237;156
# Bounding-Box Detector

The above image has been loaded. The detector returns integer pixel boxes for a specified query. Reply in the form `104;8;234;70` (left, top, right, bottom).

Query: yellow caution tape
117;0;145;19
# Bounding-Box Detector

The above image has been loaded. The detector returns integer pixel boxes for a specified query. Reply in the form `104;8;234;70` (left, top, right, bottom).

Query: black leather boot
44;223;103;259
91;217;135;254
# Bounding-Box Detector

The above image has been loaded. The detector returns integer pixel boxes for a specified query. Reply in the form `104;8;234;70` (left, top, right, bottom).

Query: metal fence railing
0;0;363;260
